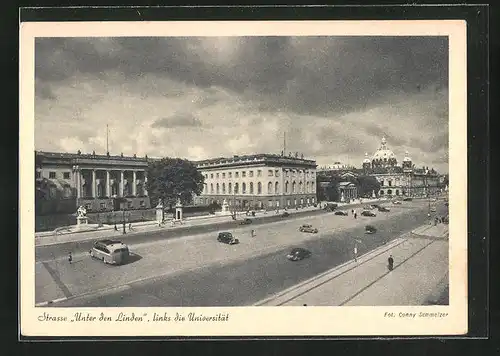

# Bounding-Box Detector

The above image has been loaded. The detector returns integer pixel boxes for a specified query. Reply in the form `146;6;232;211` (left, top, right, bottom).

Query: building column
132;170;137;196
106;170;111;197
92;169;97;198
74;166;81;199
120;170;124;197
144;171;148;196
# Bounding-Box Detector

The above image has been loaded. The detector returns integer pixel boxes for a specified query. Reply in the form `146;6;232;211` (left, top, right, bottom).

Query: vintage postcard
20;19;467;337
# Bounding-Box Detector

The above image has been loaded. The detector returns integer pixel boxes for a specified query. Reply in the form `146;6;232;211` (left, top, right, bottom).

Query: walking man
68;252;73;264
354;210;357;219
251;229;256;237
388;255;394;271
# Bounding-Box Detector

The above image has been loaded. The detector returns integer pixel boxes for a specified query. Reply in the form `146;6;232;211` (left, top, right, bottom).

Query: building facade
317;136;442;199
35;150;151;214
193;153;317;210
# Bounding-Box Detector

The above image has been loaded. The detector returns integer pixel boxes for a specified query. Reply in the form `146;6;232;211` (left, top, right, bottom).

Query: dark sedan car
217;232;239;245
281;212;290;217
334;211;348;216
378;206;390;212
239;218;253;225
287;248;312;261
403;197;413;201
361;210;377;217
365;225;377;234
299;224;318;233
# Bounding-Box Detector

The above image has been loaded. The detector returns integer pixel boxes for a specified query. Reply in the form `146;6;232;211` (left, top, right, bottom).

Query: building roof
36;151;149;162
195;153;316;168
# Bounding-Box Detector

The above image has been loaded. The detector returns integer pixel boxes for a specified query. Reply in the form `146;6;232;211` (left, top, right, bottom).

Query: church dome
372;136;397;162
403;150;412;162
363;153;371;164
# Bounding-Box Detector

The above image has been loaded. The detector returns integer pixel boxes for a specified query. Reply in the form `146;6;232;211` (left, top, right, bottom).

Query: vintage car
217;232;240;245
286;248;312;261
299;224;319;233
378;206;390;212
365;225;377;234
281;212;290;218
370;204;381;209
239;218;253;225
324;203;338;212
361;210;377;217
392;200;402;205
334;211;348;216
403;197;413;201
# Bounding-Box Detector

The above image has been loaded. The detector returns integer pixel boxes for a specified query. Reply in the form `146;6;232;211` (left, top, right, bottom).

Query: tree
145;157;205;209
356;175;381;197
325;181;339;202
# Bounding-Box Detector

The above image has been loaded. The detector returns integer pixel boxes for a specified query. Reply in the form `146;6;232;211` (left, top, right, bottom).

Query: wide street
35;199;448;307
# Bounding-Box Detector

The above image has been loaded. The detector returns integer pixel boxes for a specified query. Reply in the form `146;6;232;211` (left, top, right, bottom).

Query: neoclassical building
361;137;441;197
35;150;151;214
193;153;317;210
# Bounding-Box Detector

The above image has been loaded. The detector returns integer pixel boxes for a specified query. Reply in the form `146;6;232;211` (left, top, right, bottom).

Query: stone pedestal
340;191;345;203
156;202;164;225
76;216;88;228
175;199;183;222
372;190;376;199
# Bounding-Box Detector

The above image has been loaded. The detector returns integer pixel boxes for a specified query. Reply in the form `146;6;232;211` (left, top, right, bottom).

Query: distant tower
402;150;412;170
362;153;371;172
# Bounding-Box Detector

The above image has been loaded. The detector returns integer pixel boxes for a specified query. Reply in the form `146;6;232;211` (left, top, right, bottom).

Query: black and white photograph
20;20;468;337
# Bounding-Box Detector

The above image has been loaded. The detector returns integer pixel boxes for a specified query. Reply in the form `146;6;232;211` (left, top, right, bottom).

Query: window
210;183;214;194
388;180;392;187
299;181;303;193
306;182;310;193
249;171;254;177
396;190;400;196
292;181;296;193
234;183;239;194
268;182;273;194
204;183;207;194
285;181;289;194
275;182;279;194
63;172;70;179
100;202;106;209
216;183;220;194
235;172;239;178
36;171;41;179
275;169;279;177
257;170;262;177
216;173;220;179
293;170;297;177
268;170;273;177
49;171;56;179
257;182;262;194
222;173;226;179
249;182;254;194
242;183;246;194
242;171;246;178
210;174;214;179
228;183;232;194
381;180;384;186
229;172;232;179
222;183;226;194
205;174;208;179
387;189;393;195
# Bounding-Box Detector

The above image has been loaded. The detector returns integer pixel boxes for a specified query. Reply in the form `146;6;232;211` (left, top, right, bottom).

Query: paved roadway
47;200;447;307
36;208;330;262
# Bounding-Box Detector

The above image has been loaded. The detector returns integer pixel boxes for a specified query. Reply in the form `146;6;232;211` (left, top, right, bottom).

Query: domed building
361;136;441;197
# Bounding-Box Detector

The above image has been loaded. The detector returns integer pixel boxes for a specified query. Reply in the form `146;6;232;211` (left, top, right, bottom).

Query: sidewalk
35;199;386;247
255;224;449;306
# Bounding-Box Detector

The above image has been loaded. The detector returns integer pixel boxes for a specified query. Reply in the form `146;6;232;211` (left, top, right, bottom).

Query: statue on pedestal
77;205;87;218
340;191;345;202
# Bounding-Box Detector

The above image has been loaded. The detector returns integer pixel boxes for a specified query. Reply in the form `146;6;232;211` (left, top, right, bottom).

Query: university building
35;150;151;214
193;153;318;210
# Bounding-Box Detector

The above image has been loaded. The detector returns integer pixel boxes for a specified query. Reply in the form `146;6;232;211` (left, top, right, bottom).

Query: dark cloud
363;124;408;147
151;113;202;129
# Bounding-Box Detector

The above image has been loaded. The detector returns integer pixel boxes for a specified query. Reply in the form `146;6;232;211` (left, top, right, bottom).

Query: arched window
275;182;279;194
216;183;220;194
299;181;303;193
306;181;310;193
257;182;262;194
395;189;400;196
387;189;392;195
234;183;239;194
292;181;296;194
210;183;214;194
242;182;247;194
380;190;384;195
222;183;226;194
311;182;315;192
249;182;254;194
228;182;232;194
285;181;289;194
268;182;273;194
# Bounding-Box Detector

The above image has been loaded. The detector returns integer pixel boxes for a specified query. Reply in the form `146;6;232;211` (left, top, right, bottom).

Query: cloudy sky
35;36;449;173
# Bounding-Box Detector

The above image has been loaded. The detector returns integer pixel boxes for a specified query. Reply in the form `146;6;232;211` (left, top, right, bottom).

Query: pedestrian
128;223;132;231
354;211;357;219
388;255;394;271
351;209;354;215
114;224;118;231
68;252;73;264
251;229;255;237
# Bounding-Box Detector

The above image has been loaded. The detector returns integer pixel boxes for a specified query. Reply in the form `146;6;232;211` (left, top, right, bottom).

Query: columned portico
120;170;124;197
